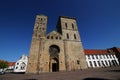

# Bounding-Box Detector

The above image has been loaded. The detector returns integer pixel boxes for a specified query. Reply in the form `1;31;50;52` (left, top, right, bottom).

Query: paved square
0;66;120;80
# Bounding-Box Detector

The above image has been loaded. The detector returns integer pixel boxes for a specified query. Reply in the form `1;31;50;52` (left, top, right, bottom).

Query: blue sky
0;0;120;62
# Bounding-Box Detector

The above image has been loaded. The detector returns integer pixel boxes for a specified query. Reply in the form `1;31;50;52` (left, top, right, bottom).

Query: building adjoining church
85;47;120;68
14;55;28;73
26;15;88;74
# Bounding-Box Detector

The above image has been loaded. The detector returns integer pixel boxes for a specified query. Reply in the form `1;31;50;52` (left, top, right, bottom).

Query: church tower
57;16;87;70
26;15;47;73
33;15;47;38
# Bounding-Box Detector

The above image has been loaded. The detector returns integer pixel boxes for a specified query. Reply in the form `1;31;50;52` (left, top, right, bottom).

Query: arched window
67;33;69;39
51;36;53;39
39;35;41;38
77;60;80;64
65;23;67;29
41;18;43;21
43;28;45;30
74;34;76;39
47;36;49;39
17;63;19;65
49;45;60;58
59;37;61;40
72;23;74;30
56;37;58;39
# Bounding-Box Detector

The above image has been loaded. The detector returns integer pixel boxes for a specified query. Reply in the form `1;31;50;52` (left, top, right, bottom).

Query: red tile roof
0;60;3;62
8;62;15;66
0;60;15;66
84;49;108;55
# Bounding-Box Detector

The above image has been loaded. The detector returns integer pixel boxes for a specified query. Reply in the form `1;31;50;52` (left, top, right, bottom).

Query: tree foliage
0;60;9;69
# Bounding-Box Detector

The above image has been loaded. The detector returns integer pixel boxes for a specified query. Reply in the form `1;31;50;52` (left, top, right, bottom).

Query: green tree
0;60;9;69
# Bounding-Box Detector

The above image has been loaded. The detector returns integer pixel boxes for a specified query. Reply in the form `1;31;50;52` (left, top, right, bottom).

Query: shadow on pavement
24;79;38;80
83;77;110;80
107;70;120;72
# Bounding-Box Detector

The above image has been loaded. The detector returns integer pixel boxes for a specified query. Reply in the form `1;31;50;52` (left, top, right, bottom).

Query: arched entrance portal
49;45;60;72
51;58;59;72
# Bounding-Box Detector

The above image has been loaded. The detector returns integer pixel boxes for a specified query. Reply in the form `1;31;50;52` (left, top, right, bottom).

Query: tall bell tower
57;16;87;71
26;15;47;73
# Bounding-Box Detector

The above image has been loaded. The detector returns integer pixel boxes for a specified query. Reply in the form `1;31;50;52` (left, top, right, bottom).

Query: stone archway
49;45;60;72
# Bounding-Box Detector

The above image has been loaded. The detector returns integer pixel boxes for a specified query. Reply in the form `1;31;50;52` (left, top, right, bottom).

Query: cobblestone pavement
0;66;120;80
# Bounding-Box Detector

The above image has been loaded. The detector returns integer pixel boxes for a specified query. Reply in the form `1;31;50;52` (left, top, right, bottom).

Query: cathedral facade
26;15;87;74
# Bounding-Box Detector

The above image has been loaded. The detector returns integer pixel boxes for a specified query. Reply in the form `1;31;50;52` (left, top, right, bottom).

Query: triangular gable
46;30;62;40
47;30;62;37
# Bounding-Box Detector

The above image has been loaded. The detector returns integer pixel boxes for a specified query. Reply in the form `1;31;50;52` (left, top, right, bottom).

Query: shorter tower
33;15;47;38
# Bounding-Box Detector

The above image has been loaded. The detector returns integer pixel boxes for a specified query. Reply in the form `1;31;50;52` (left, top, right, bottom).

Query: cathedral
26;15;88;74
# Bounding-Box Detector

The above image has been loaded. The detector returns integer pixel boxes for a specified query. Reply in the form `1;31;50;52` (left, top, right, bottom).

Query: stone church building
26;15;88;74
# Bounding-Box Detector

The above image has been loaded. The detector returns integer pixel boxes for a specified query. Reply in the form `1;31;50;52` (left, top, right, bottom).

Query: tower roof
36;14;47;17
59;16;76;20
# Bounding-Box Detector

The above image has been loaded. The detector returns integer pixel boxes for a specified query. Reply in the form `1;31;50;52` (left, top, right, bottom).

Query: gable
46;31;62;40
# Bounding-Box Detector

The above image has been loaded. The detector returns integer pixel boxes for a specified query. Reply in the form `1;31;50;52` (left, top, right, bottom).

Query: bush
0;60;9;69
